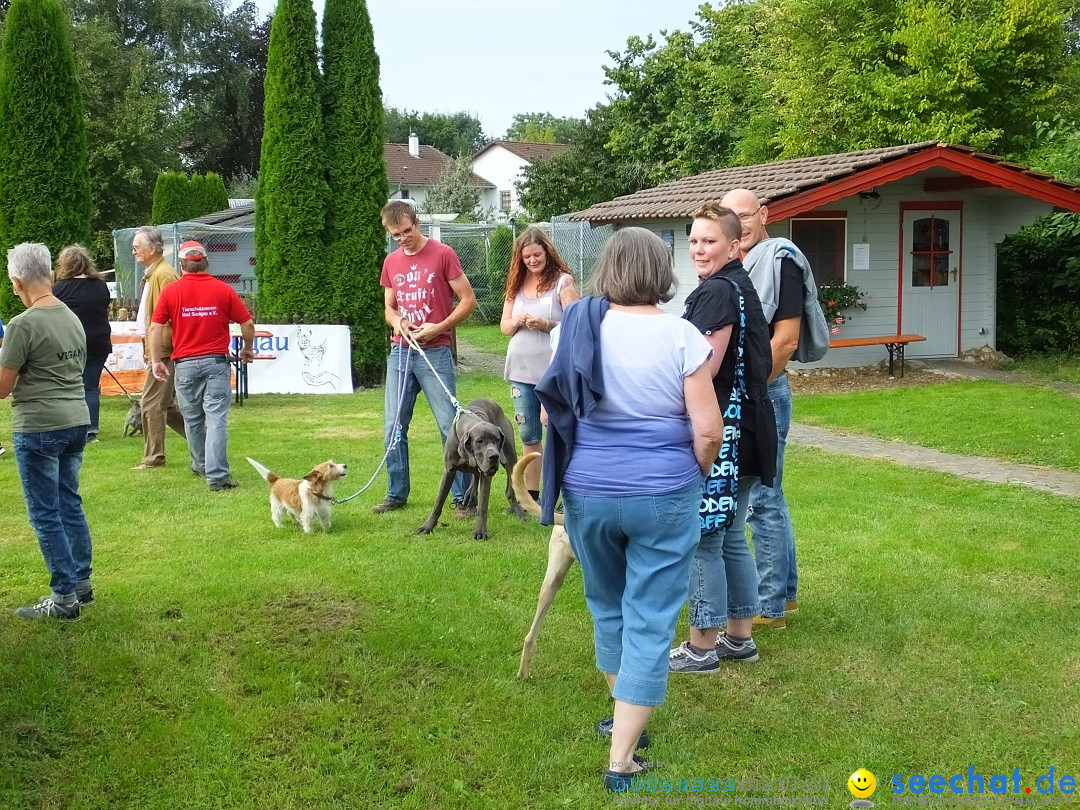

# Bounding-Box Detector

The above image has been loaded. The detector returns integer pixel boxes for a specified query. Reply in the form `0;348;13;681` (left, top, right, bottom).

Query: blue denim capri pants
563;482;701;706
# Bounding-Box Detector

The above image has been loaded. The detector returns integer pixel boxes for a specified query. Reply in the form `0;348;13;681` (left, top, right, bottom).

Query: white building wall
471;148;530;214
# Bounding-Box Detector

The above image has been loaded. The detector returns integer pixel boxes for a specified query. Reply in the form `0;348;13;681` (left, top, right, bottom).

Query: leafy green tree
204;172;229;214
421;158;482;219
0;0;91;320
997;212;1080;355
176;3;271;180
518;104;651;220
604;2;773;185
505;112;581;144
384;107;485;156
599;0;1069;179
761;0;1066;157
67;10;179;257
322;0;388;385
255;0;328;322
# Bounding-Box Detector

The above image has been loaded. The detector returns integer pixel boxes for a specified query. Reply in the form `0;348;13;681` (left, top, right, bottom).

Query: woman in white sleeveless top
500;228;580;500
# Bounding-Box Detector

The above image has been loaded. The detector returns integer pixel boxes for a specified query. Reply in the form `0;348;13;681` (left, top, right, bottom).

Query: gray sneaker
669;641;719;673
715;635;760;662
209;477;239;492
16;596;80;621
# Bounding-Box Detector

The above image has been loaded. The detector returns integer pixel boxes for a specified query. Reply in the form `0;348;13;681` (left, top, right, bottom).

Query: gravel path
788;423;1080;498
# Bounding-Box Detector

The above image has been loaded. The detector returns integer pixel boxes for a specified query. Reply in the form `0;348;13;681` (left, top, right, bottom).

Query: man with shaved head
720;188;810;630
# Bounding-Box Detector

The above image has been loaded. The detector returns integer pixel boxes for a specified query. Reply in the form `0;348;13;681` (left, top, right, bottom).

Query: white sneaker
668;641;719;673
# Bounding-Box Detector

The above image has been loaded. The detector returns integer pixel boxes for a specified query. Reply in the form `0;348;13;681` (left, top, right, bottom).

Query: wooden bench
828;333;926;377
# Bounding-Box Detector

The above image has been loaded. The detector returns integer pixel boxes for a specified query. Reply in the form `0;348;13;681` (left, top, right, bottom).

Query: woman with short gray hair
0;242;95;620
536;227;725;789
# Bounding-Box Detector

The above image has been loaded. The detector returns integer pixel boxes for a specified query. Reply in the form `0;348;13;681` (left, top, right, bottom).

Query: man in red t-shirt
372;200;477;514
148;240;255;492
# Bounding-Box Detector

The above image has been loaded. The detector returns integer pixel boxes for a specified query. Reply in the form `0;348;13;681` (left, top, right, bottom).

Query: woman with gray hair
536;227;725;790
0;242;94;620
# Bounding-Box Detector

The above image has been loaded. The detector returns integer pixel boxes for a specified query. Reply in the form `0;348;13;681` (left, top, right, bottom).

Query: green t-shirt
0;304;90;432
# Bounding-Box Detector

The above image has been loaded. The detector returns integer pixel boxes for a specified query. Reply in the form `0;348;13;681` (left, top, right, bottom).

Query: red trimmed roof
384;143;494;188
570;143;1080;222
473;140;572;163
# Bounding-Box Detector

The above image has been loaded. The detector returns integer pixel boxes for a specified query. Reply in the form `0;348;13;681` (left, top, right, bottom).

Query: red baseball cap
178;240;207;260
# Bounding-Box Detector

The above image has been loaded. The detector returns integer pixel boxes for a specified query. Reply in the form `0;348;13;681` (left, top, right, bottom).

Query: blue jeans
688;476;761;629
748;374;798;618
383;344;467;504
13;426;93;598
174;357;233;485
563;483;701;707
509;380;542;445
83;357;107;437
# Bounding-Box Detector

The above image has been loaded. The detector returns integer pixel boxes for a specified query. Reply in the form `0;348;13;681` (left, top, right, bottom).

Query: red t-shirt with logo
380;239;465;349
151;273;252;360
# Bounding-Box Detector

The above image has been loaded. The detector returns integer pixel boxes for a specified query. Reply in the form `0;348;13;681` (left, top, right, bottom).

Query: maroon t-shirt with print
380;239;465;349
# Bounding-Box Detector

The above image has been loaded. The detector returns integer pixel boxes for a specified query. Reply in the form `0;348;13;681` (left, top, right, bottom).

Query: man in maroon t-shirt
149;240;255;492
372;201;477;514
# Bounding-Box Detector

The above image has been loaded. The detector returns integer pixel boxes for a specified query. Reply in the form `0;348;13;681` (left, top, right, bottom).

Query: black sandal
604;754;649;792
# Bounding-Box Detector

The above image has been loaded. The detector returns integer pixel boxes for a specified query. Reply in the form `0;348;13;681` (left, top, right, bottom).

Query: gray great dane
416;398;528;540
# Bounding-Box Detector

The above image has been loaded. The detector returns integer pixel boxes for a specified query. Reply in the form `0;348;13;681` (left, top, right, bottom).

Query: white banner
105;322;353;395
239;324;353;394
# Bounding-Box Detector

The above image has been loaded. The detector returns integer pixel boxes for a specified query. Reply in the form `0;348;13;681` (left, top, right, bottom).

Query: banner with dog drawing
103;322;353;396
235;324;353;394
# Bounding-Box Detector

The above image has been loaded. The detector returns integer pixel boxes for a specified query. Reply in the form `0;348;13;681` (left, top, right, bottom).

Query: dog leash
334;340;414;505
104;366;139;403
401;324;465;415
335;323;467;505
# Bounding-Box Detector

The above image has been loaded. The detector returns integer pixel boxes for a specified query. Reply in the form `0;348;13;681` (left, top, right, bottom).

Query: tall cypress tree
203;172;230;215
151;171;191;225
322;0;388;385
0;0;91;320
255;0;327;322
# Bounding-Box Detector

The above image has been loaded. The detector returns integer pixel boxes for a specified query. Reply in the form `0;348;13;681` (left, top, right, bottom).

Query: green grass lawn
1008;352;1080;384
795;380;1080;471
1;372;1078;808
457;323;509;357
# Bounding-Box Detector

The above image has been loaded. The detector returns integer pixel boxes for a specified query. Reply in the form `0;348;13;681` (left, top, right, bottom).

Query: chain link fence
389;218;614;325
113;220;257;319
112;216;611;326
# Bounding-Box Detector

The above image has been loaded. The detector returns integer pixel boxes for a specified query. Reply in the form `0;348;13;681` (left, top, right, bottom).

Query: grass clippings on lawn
1;373;1078;809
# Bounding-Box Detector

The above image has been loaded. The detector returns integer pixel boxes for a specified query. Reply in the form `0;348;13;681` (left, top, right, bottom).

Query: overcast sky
248;0;707;139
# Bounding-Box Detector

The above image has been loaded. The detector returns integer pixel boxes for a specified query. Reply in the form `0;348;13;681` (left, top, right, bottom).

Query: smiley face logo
848;769;877;799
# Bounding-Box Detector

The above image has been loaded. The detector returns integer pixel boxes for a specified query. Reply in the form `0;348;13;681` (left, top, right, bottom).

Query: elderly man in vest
132;226;187;470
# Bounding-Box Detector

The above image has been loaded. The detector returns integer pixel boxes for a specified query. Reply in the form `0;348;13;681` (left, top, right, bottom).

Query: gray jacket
742;237;830;363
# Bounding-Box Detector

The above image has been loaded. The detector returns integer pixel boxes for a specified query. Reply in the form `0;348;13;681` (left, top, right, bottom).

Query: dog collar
313;493;335;502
